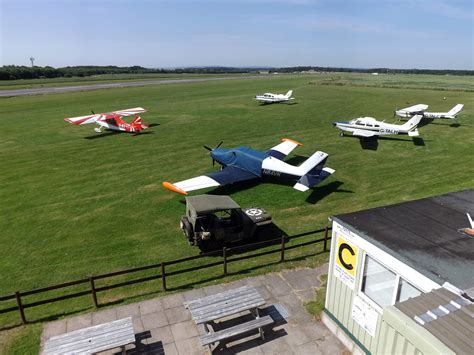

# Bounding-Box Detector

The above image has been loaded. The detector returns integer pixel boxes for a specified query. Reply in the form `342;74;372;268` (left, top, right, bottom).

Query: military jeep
180;195;272;251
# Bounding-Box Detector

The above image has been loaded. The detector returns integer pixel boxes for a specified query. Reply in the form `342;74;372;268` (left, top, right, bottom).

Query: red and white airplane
64;107;149;133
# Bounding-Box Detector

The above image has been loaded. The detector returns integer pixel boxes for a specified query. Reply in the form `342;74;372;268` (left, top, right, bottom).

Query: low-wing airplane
333;115;423;138
395;104;464;119
162;138;335;195
64;107;148;133
255;90;294;103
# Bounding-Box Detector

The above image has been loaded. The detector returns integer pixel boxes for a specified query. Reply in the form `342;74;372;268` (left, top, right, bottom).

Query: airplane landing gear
94;127;102;133
339;132;344;137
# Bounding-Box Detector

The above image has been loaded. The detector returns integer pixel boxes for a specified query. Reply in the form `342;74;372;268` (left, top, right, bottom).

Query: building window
361;255;423;308
361;255;397;307
397;278;421;302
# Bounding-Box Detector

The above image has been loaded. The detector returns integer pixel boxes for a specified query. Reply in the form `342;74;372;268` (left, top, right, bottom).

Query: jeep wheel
180;217;194;243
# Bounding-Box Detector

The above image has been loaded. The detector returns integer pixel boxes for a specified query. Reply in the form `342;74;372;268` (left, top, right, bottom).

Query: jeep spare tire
180;217;194;240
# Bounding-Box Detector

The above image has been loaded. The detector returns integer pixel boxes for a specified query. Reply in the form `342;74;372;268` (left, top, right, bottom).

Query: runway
0;75;267;97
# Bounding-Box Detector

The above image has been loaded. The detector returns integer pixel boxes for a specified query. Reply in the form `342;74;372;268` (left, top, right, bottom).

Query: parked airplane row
62;94;464;196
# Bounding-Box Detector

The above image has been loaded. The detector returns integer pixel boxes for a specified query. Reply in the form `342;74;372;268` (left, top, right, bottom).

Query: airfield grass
0;73;473;352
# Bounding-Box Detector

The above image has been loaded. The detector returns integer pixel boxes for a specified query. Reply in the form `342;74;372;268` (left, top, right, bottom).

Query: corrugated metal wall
326;249;383;354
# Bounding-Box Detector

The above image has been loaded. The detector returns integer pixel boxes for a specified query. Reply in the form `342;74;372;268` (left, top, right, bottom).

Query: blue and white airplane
163;138;335;195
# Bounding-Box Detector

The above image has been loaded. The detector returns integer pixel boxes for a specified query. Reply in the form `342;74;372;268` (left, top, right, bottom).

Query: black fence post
90;277;99;307
161;262;167;291
323;226;329;252
15;291;27;324
280;235;285;262
223;247;228;276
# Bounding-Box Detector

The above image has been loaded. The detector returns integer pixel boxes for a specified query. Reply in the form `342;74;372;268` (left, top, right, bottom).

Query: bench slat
43;317;135;354
190;293;263;317
200;315;273;346
193;299;266;324
185;286;255;310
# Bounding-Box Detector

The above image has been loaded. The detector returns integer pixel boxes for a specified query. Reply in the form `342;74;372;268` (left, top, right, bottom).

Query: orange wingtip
282;138;303;146
162;182;188;195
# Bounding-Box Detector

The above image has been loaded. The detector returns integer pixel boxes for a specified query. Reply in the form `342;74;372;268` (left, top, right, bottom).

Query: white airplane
255;90;294;103
395;104;464;120
333;115;423;138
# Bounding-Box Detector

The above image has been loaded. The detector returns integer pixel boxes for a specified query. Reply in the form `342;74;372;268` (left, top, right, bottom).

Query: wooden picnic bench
184;285;274;351
42;317;135;355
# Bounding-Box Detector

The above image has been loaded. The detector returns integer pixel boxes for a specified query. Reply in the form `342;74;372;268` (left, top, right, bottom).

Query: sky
1;0;473;69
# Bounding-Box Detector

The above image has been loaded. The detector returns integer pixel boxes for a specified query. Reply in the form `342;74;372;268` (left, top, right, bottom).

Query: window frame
357;252;421;312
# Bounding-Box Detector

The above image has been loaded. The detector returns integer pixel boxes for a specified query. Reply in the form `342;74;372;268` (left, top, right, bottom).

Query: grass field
0;73;473;352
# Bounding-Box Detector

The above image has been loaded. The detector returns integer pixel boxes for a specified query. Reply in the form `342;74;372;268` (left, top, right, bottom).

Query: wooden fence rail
0;226;331;325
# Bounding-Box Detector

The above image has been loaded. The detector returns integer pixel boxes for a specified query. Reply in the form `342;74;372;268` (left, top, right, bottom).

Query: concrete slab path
41;265;347;354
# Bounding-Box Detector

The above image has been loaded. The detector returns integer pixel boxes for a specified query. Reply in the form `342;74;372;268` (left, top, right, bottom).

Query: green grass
0;73;473;352
305;274;328;318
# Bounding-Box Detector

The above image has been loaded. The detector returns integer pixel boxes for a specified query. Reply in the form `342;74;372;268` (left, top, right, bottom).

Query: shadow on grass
306;181;353;204
84;131;121;140
341;135;427;151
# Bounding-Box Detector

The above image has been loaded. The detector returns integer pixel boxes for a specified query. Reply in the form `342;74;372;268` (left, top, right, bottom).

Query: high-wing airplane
333;115;423;138
255;90;294;103
162;138;335;195
64;107;148;133
395;104;464;119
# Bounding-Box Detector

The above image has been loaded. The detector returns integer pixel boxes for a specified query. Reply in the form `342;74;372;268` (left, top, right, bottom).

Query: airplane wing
163;166;258;195
64;114;102;125
255;97;275;102
110;107;147;116
64;107;146;125
266;138;303;160
401;104;428;113
352;129;376;137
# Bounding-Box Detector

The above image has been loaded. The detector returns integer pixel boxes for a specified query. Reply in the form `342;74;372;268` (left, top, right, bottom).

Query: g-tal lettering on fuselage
380;128;398;134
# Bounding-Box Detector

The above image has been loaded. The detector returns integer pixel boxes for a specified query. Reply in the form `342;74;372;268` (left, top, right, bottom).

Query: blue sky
1;0;473;69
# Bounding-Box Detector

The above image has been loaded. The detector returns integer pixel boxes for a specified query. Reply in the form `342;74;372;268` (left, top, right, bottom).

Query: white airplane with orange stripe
65;107;148;133
163;138;335;195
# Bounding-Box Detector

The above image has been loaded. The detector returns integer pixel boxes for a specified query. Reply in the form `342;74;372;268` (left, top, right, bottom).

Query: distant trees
0;65;472;81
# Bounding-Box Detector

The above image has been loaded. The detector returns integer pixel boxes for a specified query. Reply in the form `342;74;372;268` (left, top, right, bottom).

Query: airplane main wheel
339;132;344;137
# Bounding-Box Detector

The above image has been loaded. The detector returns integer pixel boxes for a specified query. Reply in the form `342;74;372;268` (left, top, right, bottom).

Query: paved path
41;265;346;354
0;75;268;97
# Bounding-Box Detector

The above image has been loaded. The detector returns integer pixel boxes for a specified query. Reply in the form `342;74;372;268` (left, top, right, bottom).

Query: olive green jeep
180;195;272;251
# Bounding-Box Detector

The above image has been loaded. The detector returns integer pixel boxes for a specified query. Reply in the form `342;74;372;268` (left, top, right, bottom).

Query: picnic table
42;317;135;355
184;285;274;351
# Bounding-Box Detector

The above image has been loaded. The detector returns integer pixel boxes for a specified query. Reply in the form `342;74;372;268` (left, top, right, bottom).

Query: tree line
0;65;472;80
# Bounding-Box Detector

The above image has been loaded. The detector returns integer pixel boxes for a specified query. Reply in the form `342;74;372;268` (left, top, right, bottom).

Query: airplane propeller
203;141;223;166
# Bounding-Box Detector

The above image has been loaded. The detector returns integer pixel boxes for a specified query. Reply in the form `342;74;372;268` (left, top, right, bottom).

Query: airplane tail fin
447;104;464;118
293;151;335;191
401;114;423;131
131;116;148;130
286;90;293;98
294;167;335;191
